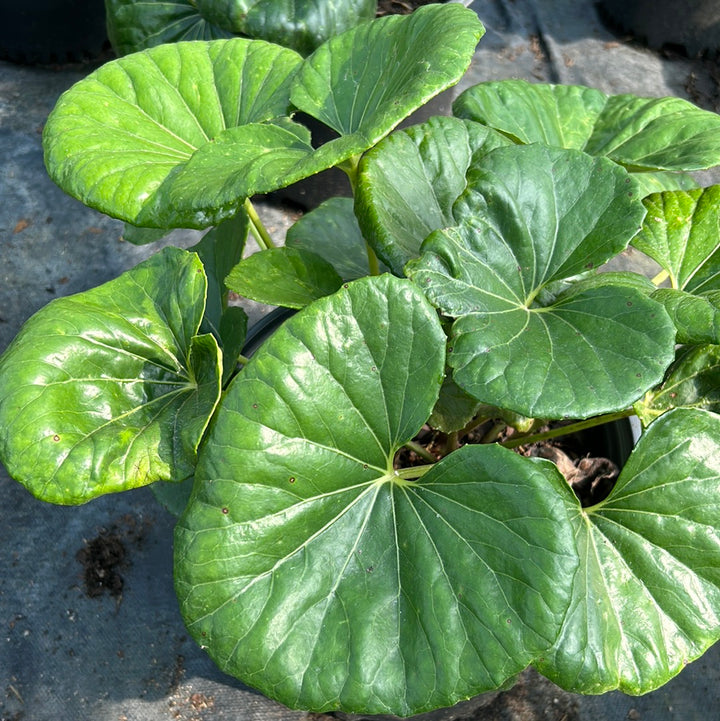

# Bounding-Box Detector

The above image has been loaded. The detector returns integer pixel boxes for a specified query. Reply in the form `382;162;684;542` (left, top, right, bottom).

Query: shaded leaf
239;0;377;55
226;246;344;308
407;144;674;418
355;116;511;275
174;274;579;714
286;197;372;280
0;248;222;504
538;408;720;694
632;186;720;292
106;0;234;56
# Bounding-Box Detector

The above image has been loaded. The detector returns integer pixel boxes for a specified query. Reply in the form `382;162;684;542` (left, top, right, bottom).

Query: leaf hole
289;477;296;484
221;507;229;514
52;434;60;442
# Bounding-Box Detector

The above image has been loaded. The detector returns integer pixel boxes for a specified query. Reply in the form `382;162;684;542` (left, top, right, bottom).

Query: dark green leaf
43;39;303;228
106;0;233;56
635;345;720;424
407;144;673;418
239;0;378;55
428;374;484;434
286;197;372;280
175;274;579;714
0;248;222;504
538;408;720;694
632;186;720;292
226;246;344;308
355;116;511;275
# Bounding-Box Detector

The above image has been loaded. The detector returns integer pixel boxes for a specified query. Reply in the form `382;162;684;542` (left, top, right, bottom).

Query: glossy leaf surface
355;116;511;274
174;275;579;714
107;0;377;57
454;80;720;174
635;345;720;424
407;144;675;418
43;39;304;227
538;408;720;695
0;248;222;504
632;187;720;292
225;246;344;308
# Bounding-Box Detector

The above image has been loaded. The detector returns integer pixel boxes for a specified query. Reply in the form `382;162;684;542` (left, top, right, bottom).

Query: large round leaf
174;274;579;714
0;248;222;504
537;408;720;694
42;39;304;228
355;116;511;275
454;80;720;175
406;144;675;419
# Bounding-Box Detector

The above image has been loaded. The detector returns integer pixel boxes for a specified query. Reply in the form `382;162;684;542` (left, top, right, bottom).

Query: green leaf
652;288;720;345
453;80;607;149
0;248;222;504
428;374;484;434
635;345;720;424
226;246;344;308
107;0;377;57
629;171;699;198
174;274;580;714
286;197;373;280
192;212;249;331
238;0;378;55
291;4;484;139
537;408;720;695
191;214;250;381
42;39;304;228
355;116;511;275
407;144;675;419
454;80;720;173
632;186;720;292
106;0;234;56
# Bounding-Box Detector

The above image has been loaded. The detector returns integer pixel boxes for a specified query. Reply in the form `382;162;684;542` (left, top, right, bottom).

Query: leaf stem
651;269;670;287
394;464;434;481
237;353;251;366
499;408;634;449
404;440;437;463
244;199;275;250
365;241;380;276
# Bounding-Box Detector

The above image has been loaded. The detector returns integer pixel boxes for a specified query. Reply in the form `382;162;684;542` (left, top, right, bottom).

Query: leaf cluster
3;4;720;715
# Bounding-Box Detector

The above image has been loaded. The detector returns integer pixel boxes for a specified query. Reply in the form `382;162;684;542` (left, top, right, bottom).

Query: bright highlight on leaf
174;274;580;714
0;248;222;504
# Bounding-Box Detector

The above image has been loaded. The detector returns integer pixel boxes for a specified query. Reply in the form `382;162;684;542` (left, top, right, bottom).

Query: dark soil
395;421;620;508
75;513;152;599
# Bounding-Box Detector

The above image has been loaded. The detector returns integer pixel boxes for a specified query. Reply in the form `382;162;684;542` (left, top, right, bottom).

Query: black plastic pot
0;0;108;64
597;0;720;56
